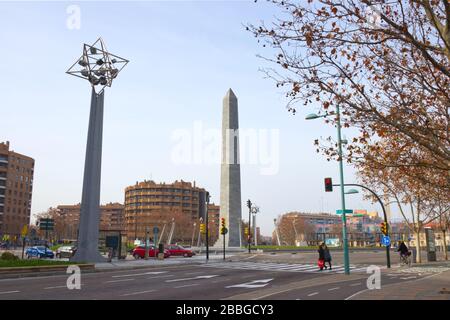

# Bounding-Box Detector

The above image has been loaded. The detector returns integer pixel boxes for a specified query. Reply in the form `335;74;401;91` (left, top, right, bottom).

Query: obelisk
216;88;242;248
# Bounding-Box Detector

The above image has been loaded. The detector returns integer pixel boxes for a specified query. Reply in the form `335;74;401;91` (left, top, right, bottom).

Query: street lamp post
246;200;252;253
67;38;128;263
335;183;391;268
306;105;350;274
191;223;196;247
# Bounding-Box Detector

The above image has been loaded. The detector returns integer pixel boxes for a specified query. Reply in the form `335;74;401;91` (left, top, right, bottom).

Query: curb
0;264;95;280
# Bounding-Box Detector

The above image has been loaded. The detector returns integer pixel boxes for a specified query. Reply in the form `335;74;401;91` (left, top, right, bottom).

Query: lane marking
166;275;218;283
0;290;20;295
184;272;203;275
226;278;273;289
112;271;167;278
105;278;135;283
147;275;174;280
328;287;340;291
174;283;200;289
349;282;362;287
121;289;156;297
307;292;319;296
44;286;67;290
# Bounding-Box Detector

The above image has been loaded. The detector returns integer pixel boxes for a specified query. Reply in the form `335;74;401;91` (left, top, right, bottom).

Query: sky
0;0;391;236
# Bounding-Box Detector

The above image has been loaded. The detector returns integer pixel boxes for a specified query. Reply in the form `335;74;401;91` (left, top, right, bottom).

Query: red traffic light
324;177;333;192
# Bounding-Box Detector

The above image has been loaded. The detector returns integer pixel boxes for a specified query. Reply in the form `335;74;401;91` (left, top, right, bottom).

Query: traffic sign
336;209;353;215
381;235;391;247
21;225;28;237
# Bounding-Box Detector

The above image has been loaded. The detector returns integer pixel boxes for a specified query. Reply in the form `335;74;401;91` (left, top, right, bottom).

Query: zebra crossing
201;261;371;274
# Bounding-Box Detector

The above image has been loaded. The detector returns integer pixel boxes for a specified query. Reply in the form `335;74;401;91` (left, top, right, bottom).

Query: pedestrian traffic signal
380;222;388;235
247;199;252;209
324;177;333;192
200;223;206;234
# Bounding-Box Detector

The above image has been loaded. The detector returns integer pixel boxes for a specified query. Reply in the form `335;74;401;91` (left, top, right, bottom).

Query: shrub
0;252;19;260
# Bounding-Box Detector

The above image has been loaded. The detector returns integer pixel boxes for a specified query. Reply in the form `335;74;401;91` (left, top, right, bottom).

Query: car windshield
36;246;46;250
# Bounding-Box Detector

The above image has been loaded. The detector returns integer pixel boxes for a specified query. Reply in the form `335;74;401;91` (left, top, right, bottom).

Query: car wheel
133;253;140;260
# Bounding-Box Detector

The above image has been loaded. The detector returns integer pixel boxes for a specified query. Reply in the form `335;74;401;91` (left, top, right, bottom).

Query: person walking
323;243;332;270
318;243;325;271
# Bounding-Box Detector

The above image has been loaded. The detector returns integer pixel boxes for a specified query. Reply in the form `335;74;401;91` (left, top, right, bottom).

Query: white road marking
349;283;362;287
400;276;417;280
0;290;20;295
44;286;67;290
174;283;200;289
307;292;319;296
112;271;167;278
166;275;218;283
105;278;135;283
226;278;273;289
121;289;156;297
328;287;340;291
184;272;203;275
147;275;174;279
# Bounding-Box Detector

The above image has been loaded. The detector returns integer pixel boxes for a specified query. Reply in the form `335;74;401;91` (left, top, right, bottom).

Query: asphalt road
0;261;429;300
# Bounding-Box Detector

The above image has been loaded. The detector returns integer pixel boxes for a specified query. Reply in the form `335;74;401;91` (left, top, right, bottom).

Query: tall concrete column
216;89;242;248
71;89;106;262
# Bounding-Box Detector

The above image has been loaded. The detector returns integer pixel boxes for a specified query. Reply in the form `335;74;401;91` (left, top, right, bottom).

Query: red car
132;245;171;259
167;244;195;257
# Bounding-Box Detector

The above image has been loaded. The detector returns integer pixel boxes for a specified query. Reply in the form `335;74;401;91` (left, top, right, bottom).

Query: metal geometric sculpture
67;38;128;263
66;37;129;93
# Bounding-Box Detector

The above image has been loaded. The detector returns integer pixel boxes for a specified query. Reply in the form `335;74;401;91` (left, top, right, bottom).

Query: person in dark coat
397;241;409;256
318;243;325;271
323;244;332;270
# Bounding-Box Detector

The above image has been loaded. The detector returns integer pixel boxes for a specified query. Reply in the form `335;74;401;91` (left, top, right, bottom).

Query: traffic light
220;218;227;235
244;227;249;235
247;199;252;209
200;223;206;234
324;177;333;192
380;222;388;235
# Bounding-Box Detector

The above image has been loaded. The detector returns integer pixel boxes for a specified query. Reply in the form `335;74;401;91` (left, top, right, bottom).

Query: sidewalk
350;269;450;300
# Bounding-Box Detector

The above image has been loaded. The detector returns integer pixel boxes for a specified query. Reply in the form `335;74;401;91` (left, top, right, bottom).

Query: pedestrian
318;243;325;271
323;243;332;270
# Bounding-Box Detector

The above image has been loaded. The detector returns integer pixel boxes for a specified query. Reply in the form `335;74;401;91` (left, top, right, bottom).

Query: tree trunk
415;228;421;263
443;230;448;261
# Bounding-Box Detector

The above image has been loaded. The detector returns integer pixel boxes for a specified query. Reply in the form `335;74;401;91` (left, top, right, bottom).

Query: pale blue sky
0;1;385;235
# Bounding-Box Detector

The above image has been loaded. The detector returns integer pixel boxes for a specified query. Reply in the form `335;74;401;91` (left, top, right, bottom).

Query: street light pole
336;104;350;275
334;183;391;268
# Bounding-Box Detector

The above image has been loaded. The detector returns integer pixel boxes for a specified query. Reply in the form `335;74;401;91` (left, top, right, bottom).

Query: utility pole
247;199;252;254
145;226;149;260
205;192;210;261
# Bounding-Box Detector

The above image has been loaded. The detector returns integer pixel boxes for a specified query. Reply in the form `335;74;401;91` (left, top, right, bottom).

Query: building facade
124;180;216;242
0;141;34;240
55;202;125;240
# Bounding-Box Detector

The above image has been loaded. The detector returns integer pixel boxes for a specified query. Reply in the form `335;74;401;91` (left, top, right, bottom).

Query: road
0;260;432;300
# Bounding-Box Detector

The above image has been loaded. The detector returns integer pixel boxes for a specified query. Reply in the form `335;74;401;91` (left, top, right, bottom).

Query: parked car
132;245;170;259
55;246;77;258
25;246;54;259
167;244;195;257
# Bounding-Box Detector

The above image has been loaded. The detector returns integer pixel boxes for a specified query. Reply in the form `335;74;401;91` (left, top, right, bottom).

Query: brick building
55;202;125;240
0;141;34;239
124;180;218;242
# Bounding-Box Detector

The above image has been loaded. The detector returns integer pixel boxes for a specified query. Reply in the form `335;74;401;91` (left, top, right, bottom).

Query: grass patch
0;259;82;268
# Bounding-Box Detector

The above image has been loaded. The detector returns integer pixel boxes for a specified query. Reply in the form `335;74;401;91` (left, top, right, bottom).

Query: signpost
21;225;28;259
145;227;150;260
38;218;54;245
381;235;391;247
336;209;353;215
153;226;159;248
